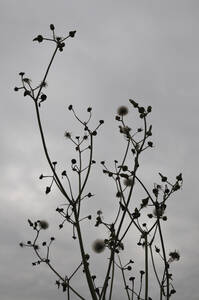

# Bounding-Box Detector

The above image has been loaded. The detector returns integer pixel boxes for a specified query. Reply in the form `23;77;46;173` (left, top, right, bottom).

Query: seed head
117;106;129;116
64;131;71;139
169;250;180;262
92;239;105;253
124;178;133;187
39;220;49;230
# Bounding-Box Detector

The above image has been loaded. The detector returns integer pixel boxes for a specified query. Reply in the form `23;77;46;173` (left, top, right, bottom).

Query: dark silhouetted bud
64;131;71;139
69;31;76;37
148;214;153;218
140;270;145;275
176;173;182;181
140;113;145;118
45;186;51;194
148;141;153;147
85;254;90;260
28;219;33;227
159;173;167;182
24;90;31;97
33;35;44;42
169;250;180;262
40;94;47;101
50;24;55;30
173;182;180;191
132;208;140;219
129;277;135;281
68;104;73;110
140;197;149;208
153;188;158;197
138;107;145;113
129;99;138;107
147;106;152;113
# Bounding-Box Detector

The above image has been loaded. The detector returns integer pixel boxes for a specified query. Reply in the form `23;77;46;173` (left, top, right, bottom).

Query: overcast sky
1;0;199;299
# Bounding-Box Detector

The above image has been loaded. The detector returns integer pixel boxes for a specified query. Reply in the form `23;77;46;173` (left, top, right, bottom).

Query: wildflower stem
35;45;58;101
149;244;163;292
108;257;115;300
34;101;72;203
118;255;131;300
99;250;114;300
144;234;148;300
157;218;170;299
33;236;84;299
73;207;97;300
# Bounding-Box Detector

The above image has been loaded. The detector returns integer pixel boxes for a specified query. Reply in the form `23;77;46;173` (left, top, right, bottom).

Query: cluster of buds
14;25;76;105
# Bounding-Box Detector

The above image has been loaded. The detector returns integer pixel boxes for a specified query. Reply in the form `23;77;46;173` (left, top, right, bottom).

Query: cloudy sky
1;0;199;299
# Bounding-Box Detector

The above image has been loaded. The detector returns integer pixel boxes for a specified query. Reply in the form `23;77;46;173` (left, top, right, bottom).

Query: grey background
1;0;198;299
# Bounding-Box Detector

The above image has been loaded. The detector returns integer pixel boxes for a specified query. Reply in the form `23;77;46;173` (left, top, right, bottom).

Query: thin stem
144;234;148;300
99;250;114;300
108;258;115;300
74;208;98;300
35;46;58;101
149;245;162;292
157;218;170;299
32;233;85;299
76;133;93;204
34;101;71;203
118;255;131;300
67;277;70;300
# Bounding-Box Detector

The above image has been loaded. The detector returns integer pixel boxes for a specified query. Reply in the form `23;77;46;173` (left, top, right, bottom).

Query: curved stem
34;101;72;203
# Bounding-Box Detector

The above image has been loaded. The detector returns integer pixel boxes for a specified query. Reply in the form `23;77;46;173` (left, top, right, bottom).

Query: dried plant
16;25;183;300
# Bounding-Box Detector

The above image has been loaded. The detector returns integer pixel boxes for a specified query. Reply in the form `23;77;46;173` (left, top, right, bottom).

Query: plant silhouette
16;25;183;300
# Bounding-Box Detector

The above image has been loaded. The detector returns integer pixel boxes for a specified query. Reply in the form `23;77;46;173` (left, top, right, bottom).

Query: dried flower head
153;204;166;218
64;131;71;139
39;220;49;230
124;178;133;187
92;239;105;253
169;250;180;262
117;106;129;116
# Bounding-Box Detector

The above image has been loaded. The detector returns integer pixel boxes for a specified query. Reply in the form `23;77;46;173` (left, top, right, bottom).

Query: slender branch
157;218;170;299
144;234;148;300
